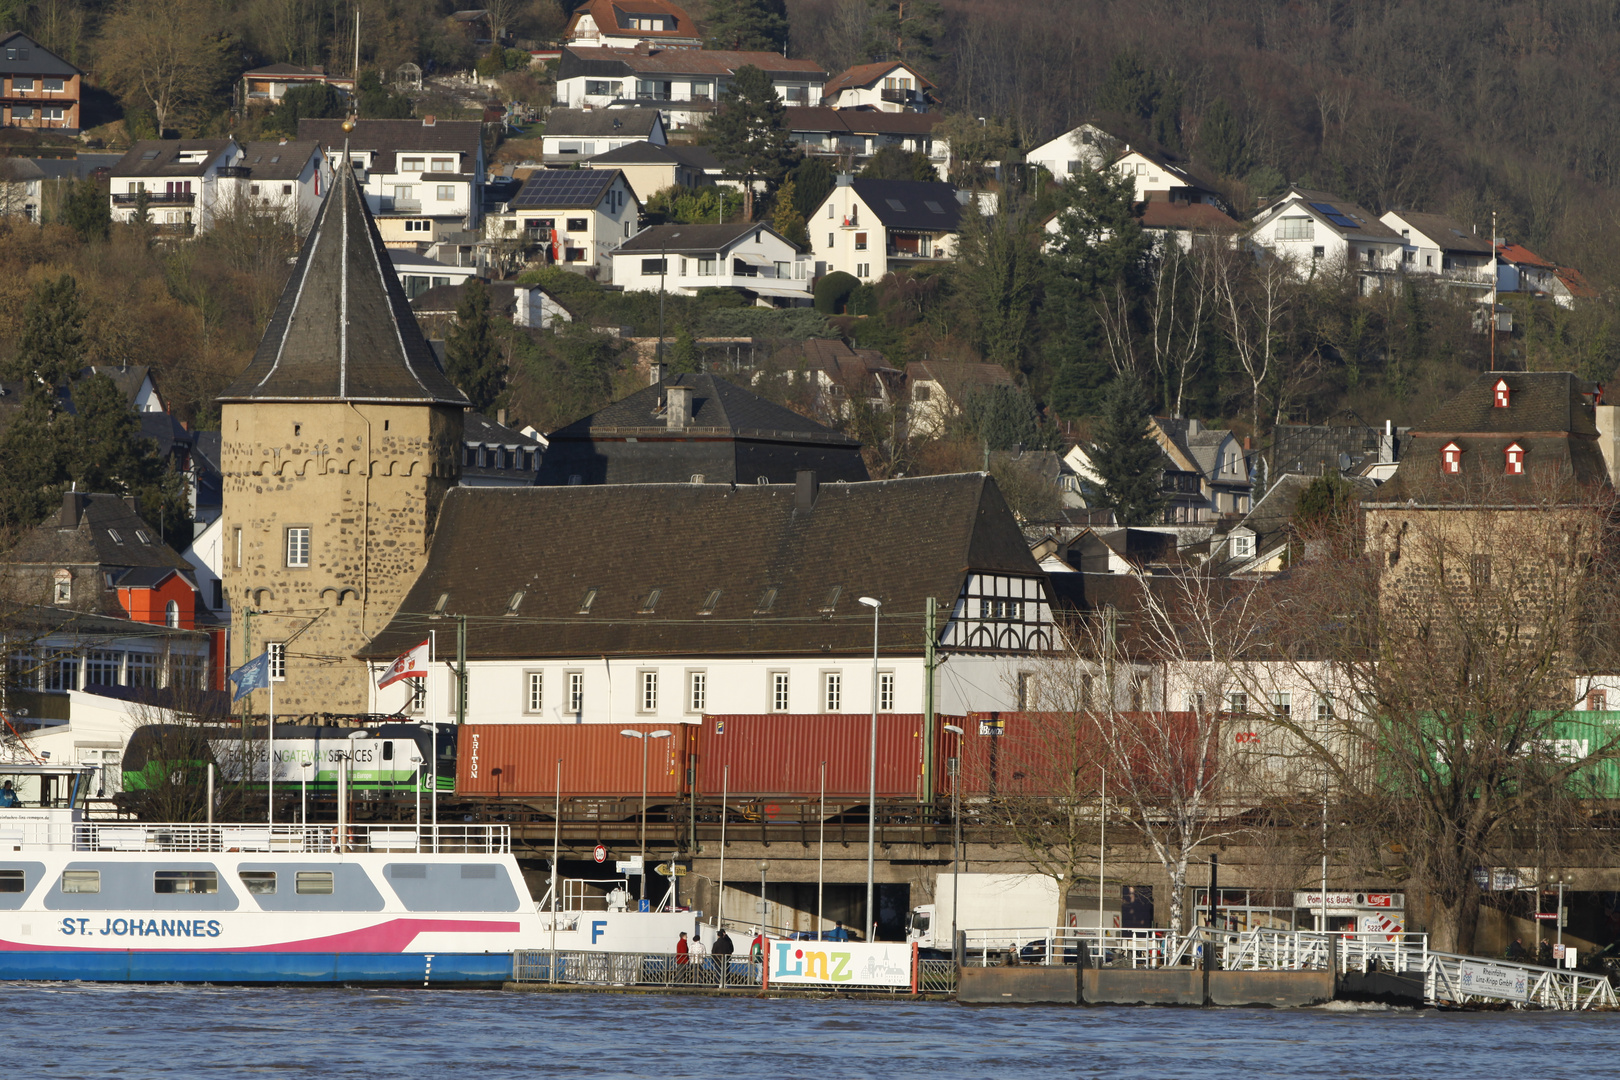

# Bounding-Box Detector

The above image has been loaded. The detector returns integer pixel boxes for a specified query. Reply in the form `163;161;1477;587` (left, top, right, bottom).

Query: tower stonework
217;162;468;716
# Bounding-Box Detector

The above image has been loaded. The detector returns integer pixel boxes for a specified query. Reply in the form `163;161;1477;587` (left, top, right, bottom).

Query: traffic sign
655;863;689;877
593;844;606;864
616;856;644;873
1535;912;1559;920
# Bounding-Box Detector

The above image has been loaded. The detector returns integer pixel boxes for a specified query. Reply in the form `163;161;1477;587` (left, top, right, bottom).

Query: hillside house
610;222;809;303
301;117;486;246
820;61;937;112
563;0;703;49
241;63;354;105
1379;210;1494;293
811;176;965;282
582;140;721;201
905;360;1014;438
108;139;241;235
539;107;667;161
555;46;826;129
786;107;948;172
503;168;641;275
1;31;82;133
1248;187;1405;293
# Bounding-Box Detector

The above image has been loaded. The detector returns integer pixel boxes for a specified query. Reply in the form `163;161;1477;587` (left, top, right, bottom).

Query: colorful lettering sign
766;940;914;987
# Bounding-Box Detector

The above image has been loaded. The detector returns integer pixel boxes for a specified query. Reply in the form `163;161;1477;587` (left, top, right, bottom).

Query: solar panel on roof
885;198;907;211
512;171;611;208
924;200;944;213
1308;201;1360;230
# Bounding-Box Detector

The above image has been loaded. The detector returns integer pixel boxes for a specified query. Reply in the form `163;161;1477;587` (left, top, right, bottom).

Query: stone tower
216;161;469;716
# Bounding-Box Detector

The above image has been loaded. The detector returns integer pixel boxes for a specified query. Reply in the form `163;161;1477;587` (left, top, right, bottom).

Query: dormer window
1441;442;1463;475
1505;442;1525;475
1494;378;1510;408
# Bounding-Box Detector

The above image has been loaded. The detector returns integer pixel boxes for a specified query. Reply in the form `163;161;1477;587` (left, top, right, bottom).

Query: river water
6;985;1620;1079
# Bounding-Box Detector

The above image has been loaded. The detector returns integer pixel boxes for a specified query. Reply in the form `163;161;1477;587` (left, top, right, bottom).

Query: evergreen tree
62;178;110;243
1089;371;1166;526
858;146;938;182
5;275;86;397
702;0;789;52
789;157;835;221
772;177;809;246
1042;164;1151;418
670;325;701;373
954;198;1043;368
705;64;797;199
866;0;943;67
66;374;194;548
357;70;413;119
1197;97;1247;176
1096;52;1182;151
446;279;505;412
267;82;346;137
964;385;1057;452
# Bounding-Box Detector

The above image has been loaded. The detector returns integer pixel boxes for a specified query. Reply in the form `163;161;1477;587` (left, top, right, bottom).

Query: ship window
61;870;101;894
239;871;277;894
155;870;218;894
462;864;497;879
296;871;334;894
0;870;24;893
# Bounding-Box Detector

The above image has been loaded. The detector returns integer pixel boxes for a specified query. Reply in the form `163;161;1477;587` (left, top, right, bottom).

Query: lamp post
858;595;881;943
1556;875;1566;951
759;860;769;933
943;723;963;963
299;759;313;830
621;729;673;903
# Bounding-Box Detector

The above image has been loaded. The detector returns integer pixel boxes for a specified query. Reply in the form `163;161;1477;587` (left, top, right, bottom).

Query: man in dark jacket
712;928;735;986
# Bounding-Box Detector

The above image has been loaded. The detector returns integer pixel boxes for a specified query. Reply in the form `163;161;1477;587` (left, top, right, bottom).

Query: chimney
123;494;139;515
795;469;819;512
835;172;853;187
497;407;508;427
666;383;693;430
422;115;437;127
1380;419;1395;464
649;360;667;386
59;491;88;528
1186;418;1202;436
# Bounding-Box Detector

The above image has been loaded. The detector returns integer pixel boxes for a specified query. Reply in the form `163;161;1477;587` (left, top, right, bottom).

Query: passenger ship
0;762;704;983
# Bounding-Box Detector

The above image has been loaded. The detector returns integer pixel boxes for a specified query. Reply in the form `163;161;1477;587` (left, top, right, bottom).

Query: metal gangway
961;924;1617;1010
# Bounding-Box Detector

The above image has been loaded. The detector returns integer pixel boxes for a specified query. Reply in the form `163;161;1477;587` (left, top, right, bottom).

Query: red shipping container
457;723;693;799
955;711;1202;797
695;714;942;800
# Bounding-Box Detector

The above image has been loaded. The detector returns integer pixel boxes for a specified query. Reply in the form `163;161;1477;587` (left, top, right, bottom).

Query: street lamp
621;729;673;903
943;723;964;963
858;595;881;942
299;759;314;830
759;860;769;933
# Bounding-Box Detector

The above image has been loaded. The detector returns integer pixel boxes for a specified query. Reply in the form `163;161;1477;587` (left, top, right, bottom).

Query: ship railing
960;926;1184;968
72;822;510;854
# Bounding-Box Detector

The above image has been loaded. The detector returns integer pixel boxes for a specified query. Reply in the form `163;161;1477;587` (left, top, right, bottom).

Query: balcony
880;88;915;104
217;165;253;179
378;197;422;213
112;191;195;206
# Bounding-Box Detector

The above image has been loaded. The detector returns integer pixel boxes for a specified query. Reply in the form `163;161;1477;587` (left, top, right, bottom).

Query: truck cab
905;903;936;948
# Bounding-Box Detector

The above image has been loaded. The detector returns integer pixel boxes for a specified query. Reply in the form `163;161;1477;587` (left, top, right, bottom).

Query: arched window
1494;378;1510;408
1441;442;1463;475
165;600;180;628
1505;442;1525;475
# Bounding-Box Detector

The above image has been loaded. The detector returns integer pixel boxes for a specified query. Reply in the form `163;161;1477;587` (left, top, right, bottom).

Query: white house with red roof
555;46;826;129
563;0;703;49
820;61;936;112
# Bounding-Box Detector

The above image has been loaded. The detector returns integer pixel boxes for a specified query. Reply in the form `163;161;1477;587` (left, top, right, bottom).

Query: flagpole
430;629;438;853
268;667;275;830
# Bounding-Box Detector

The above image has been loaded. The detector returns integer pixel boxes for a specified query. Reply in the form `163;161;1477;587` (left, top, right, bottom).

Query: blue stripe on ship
0;951;513;983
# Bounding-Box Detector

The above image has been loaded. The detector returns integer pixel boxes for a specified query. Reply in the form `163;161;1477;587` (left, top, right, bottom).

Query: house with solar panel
1248;188;1405;292
501;168;641;275
555;46;827;130
809;175;966;283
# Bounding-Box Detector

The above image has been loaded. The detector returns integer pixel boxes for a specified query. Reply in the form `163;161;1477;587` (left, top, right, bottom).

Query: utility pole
455;614;467;726
923;596;936;804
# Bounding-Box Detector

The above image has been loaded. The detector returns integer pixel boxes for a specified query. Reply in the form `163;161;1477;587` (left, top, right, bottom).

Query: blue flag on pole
229;652;271;702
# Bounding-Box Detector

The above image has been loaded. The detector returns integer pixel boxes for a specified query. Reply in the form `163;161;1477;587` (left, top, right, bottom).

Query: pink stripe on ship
0;918;520;953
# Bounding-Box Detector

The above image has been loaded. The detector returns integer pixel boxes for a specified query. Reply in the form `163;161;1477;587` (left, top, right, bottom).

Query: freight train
120;722;457;804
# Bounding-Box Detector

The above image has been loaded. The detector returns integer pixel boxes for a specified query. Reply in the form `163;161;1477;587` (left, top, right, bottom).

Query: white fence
72;822;509;854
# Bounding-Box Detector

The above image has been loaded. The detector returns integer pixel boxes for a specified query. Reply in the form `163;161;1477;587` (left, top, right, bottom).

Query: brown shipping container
695;714;949;800
457;723;693;799
955;711;1201;796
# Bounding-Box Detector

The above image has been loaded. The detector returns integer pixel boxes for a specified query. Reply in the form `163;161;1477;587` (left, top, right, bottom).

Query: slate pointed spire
218;148;469;405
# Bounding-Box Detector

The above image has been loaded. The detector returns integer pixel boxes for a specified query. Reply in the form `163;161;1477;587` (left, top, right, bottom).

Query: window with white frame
1441;442;1462;475
268;642;286;682
1232;534;1254;558
285;527;310;568
640;670;658;712
1278;217;1314;240
86;651;121;687
127;652;158;689
878;672;895;711
53;569;70;604
568;671;584;714
409;679;426;713
771;671;789;711
436;185;455;201
1504;442;1525;475
823;672;842;711
525;671;543;713
1227;692;1248;714
404;219;432;233
1271;691;1291;717
45;651;79;693
1315;695;1332;723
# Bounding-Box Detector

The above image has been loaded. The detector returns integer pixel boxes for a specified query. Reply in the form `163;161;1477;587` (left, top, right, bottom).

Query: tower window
1504;442;1525;475
285;527;310;567
1494;378;1510;408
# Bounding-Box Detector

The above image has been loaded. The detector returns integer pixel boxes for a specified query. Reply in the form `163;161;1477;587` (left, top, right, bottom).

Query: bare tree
1270;471;1620;953
1144;239;1214;418
96;0;231;137
1212;243;1292;437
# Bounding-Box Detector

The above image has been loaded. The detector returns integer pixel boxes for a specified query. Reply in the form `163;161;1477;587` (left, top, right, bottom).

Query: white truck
906;873;1079;953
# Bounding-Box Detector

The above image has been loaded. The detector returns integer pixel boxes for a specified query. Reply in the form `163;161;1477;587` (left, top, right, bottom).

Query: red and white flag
377;639;430;689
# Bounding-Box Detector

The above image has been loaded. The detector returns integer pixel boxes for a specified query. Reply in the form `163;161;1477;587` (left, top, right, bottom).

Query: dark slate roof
217;163;469;405
542;107;664;138
614;221;774;254
0;31;82;76
24;154;120;182
851;179;962;231
461;411;543;484
1366;371;1607;506
1281;188;1402;242
559;45;824;80
584;141;719;171
78;364;153;408
1394;211;1494;255
785;106;944;137
511;168;623;209
360;473;1037;661
538;372;867;485
550;372;856;443
243;63;330;77
5;493;192;572
237;140;320;181
111;140;236;179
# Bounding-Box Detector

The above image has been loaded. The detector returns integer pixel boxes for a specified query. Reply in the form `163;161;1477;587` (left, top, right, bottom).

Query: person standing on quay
689;929;708;981
713;927;735;987
675;931;689;981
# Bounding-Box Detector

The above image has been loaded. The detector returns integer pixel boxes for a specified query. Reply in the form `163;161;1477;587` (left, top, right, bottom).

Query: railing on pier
511;950;955;993
72;821;509;855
